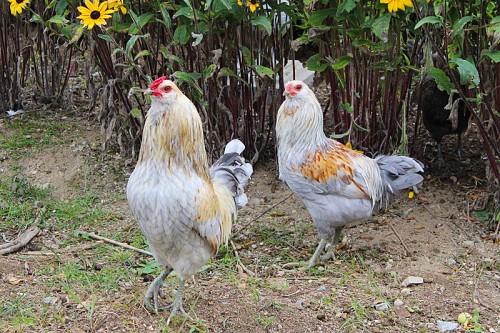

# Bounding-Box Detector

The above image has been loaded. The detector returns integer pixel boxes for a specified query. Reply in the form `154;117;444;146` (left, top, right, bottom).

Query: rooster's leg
166;278;191;325
321;227;344;262
308;238;327;268
144;268;172;314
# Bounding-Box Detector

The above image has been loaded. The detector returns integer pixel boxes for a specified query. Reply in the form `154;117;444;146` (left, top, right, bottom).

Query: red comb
149;76;167;90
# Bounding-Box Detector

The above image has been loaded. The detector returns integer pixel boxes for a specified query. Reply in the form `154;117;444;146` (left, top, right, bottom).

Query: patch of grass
0;293;38;332
0;117;74;157
0;176;119;234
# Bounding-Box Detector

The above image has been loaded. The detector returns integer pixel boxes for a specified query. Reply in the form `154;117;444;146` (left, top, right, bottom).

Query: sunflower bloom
246;0;259;12
8;0;30;16
77;0;115;30
380;0;413;13
106;0;127;14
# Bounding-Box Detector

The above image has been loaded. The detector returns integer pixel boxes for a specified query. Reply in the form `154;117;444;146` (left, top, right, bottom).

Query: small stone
463;240;474;248
401;276;424;287
424;277;434;283
318;286;326;291
447;258;457;266
317;313;326;321
400;288;412;295
437;320;459;332
43;296;58;305
394;299;404;307
317;266;325;271
374;302;389;312
394;306;411;318
295;299;304;310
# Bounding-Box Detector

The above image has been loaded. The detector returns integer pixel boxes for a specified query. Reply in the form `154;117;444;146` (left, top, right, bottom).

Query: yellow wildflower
237;0;243;6
246;0;259;12
380;0;413;13
77;0;115;30
106;0;127;14
8;0;30;16
408;191;415;199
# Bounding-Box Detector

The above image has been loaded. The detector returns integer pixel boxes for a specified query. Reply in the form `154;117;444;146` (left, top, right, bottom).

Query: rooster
127;77;253;323
276;80;424;267
419;76;471;168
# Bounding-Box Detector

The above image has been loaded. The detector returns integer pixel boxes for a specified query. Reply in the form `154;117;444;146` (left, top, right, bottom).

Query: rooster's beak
144;88;152;95
283;90;290;97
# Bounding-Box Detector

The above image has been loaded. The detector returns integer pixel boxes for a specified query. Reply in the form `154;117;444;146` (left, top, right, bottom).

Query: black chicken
419;76;471;167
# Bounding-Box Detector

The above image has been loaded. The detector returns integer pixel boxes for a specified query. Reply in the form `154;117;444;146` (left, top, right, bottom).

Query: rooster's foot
144;268;172;314
166;279;195;325
307;239;327;268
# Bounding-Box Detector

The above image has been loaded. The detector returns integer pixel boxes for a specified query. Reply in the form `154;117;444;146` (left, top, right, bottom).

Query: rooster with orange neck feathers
276;81;424;267
127;77;252;323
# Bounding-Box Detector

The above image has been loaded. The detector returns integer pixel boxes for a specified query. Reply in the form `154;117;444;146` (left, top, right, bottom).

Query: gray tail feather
375;155;425;209
210;139;253;209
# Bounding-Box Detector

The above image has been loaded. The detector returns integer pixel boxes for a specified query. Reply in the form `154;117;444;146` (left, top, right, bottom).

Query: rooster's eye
296;85;302;90
164;86;172;92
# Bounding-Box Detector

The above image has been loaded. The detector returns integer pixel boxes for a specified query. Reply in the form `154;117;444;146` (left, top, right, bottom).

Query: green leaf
415;16;443;29
337;0;357;14
218;67;248;84
47;15;68;25
129;108;143;120
340;102;353;114
30;13;43;23
126;35;140;54
428;68;453;94
331;128;351;139
134;50;151;61
129;12;155;34
331;55;352;70
450;16;474;41
98;34;115;44
306;54;329;73
173;25;190;45
308;8;336;26
173;71;203;95
251;16;272;36
482;50;500;63
203;64;217;79
173;6;194;20
159;3;171;28
449;58;480;88
371;13;391;41
254;65;274;78
352;120;369;132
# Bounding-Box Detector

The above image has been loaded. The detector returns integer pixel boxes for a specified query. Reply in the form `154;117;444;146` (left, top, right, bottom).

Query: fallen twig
75;230;153;256
234;193;293;236
389;222;410;256
230;240;255;277
22;241;105;256
0;225;40;255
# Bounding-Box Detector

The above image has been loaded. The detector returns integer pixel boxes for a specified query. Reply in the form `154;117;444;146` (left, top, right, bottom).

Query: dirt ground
0;107;499;333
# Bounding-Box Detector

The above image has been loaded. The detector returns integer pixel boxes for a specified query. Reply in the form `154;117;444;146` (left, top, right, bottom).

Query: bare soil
0;110;499;333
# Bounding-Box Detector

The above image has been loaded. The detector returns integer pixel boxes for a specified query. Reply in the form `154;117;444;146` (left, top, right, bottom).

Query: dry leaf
7;276;26;285
415;225;425;231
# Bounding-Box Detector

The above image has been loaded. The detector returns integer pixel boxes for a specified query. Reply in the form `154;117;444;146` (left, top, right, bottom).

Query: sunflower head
380;0;413;13
246;0;259;12
77;0;115;30
8;0;30;17
106;0;127;15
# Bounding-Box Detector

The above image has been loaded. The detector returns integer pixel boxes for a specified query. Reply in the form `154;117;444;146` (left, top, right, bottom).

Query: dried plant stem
75;230;153;256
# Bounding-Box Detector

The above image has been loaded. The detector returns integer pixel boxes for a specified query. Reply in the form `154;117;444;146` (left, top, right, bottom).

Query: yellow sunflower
380;0;413;13
106;0;127;15
246;0;259;12
8;0;30;16
77;0;115;30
